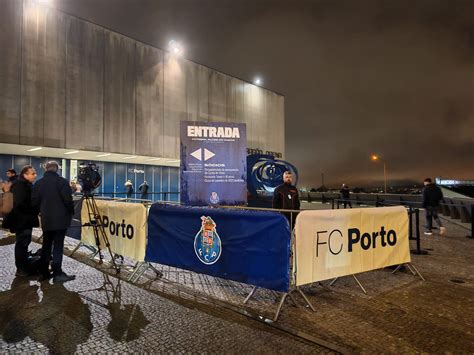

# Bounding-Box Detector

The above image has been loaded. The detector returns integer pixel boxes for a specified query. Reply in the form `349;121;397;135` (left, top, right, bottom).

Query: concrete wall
0;0;285;158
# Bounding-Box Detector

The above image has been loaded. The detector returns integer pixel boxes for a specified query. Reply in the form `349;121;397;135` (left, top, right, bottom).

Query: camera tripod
82;193;120;274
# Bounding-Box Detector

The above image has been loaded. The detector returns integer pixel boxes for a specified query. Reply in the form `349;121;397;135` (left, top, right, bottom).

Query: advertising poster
180;121;247;206
294;206;410;285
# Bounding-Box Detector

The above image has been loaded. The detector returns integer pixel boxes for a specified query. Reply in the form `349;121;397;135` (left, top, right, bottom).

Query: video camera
78;162;102;195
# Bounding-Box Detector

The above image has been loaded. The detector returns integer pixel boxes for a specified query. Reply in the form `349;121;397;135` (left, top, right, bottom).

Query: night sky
50;0;474;188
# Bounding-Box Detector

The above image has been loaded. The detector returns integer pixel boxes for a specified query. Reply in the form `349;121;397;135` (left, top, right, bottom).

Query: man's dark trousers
425;206;442;231
40;229;67;276
15;228;32;270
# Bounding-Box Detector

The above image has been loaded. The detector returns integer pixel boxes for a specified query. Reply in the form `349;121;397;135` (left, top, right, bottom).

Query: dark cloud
52;0;474;188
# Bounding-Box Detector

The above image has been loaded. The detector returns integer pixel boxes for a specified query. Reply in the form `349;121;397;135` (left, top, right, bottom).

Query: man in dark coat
139;181;149;200
8;166;39;276
422;177;446;236
340;183;352;208
6;169;18;183
32;161;75;283
125;179;134;199
272;171;300;228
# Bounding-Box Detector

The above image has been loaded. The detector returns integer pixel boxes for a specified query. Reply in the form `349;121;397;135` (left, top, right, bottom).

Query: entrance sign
294;206;410;285
81;200;147;261
180;121;247;206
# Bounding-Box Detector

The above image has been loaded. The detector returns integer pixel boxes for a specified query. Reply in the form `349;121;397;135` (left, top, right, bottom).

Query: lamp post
371;154;387;194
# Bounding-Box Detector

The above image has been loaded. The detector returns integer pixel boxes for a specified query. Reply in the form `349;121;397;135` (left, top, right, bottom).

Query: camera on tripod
78;162;102;195
78;162;120;273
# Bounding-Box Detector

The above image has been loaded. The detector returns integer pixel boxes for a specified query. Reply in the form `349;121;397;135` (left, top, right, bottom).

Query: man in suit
7;166;39;276
32;161;75;283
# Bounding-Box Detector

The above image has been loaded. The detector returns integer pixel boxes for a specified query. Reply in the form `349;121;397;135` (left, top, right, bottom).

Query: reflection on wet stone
0;235;16;246
107;303;150;342
0;277;93;354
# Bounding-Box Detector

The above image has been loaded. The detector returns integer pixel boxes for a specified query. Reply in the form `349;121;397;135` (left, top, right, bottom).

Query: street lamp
168;40;183;56
371;154;387;194
253;77;262;86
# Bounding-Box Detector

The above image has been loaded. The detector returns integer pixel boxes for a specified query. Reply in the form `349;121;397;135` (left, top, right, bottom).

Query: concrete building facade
0;0;285;159
0;0;285;200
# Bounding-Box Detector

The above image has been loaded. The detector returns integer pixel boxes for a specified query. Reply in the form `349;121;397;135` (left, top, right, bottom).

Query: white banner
81;200;147;262
294;206;410;286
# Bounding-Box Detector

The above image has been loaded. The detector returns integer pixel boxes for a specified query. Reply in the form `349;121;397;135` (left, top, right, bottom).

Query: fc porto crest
194;216;222;265
209;191;219;205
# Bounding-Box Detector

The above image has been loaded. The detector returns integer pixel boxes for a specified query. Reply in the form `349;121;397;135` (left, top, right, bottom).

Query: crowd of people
0;162;75;283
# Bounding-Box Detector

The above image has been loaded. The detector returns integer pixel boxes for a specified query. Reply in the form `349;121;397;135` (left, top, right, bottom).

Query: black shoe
53;272;76;283
15;269;30;277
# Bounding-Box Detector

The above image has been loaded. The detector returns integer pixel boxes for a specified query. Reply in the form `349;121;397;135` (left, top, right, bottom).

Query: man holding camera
32;161;76;283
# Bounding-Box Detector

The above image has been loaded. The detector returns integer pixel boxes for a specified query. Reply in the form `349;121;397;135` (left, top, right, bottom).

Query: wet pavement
0;236;325;353
1;203;473;353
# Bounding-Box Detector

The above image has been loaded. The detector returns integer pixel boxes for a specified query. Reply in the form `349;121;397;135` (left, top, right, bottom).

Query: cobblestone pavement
0;237;326;353
129;205;474;353
1;203;473;353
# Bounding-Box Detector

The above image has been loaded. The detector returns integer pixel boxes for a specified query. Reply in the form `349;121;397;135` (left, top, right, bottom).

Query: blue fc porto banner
145;203;291;292
180;121;247;206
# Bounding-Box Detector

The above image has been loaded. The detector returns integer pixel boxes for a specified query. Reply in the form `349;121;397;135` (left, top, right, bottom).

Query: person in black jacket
6;168;18;183
422;177;446;236
340;184;352;208
139;181;149;200
272;171;300;228
8;166;39;276
32;161;75;283
125;179;134;199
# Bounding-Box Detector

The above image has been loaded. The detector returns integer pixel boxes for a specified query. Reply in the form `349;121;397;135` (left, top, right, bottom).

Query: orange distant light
371;154;379;161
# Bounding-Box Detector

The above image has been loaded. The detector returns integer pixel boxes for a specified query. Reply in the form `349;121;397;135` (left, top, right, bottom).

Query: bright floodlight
254;77;262;85
169;40;182;55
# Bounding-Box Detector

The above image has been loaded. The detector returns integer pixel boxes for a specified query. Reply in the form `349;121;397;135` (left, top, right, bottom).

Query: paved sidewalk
0;238;325;353
1;206;473;353
130;208;474;353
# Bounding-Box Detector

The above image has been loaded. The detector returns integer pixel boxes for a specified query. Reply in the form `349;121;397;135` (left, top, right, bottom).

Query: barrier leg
392;263;416;276
329;277;338;286
408;263;425;281
274;293;289;321
69;242;83;257
243;286;258;304
391;264;403;274
127;262;141;282
288;292;299;307
296;287;316;312
131;263;150;283
147;263;163;279
405;263;417;276
352;274;367;294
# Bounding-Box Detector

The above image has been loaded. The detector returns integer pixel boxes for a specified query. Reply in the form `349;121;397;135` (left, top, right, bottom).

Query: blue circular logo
209;191;220;205
194;216;222;265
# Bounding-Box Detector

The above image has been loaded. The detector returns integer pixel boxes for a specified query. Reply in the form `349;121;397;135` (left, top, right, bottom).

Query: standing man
125;179;134;199
32;161;75;283
7;166;39;276
139;180;149;200
422;177;446;236
272;171;300;228
340;184;352;208
6;169;18;183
